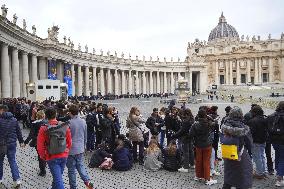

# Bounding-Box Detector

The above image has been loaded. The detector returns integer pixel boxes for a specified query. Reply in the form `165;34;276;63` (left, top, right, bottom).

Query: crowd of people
0;97;283;188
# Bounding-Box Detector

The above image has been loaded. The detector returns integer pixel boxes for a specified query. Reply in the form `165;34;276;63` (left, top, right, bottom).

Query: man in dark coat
146;108;164;136
0;105;24;188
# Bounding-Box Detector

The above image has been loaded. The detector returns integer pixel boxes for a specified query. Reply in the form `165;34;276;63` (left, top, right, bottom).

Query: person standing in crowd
112;107;121;136
24;110;48;176
86;105;97;152
189;109;217;186
162;140;181;172
208;106;221;161
20;100;29;128
126;107;145;165
267;101;284;187
37;108;72;189
220;106;232;127
244;104;258;124
144;139;163;171
95;103;104;148
146;108;164;137
221;107;253;189
158;107;167;148
247;105;268;179
165;107;181;144
172;108;195;172
66;105;94;189
0;105;24;188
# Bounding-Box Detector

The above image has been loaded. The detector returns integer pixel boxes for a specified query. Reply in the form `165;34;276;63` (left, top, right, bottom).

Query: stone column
149;71;153;94
236;60;240;85
247;59;251;83
269;57;274;82
229;60;233;85
92;67;97;96
171;72;174;94
1;44;10;98
135;71;140;94
128;70;133;94
11;48;20;98
77;65;82;96
225;60;229;84
114;69;119;95
22;52;29;97
39;57;46;79
142;71;146;94
107;68;111;94
157;71;160;93
121;70;126;95
188;71;192;93
215;62;219;85
200;71;208;93
254;58;258;84
258;58;262;83
84;66;90;96
31;54;38;82
100;68;105;95
71;64;75;96
163;72;167;93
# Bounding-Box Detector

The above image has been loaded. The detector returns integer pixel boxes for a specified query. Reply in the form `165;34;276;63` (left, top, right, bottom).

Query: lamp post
134;74;137;95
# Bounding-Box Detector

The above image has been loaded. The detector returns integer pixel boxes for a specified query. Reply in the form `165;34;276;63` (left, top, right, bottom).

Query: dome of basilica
208;13;239;42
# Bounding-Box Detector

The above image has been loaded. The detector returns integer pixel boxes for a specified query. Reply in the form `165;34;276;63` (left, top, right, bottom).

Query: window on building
263;73;268;83
46;85;51;89
38;85;43;89
53;86;58;89
220;75;225;84
233;78;236;84
241;74;246;83
251;77;254;84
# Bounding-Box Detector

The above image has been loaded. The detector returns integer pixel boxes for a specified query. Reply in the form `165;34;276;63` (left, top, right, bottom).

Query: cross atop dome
219;12;227;23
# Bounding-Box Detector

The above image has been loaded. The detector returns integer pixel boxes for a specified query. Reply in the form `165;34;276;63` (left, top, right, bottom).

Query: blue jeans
252;143;266;175
47;158;67;189
159;130;166;148
67;153;90;189
273;143;284;177
0;143;20;181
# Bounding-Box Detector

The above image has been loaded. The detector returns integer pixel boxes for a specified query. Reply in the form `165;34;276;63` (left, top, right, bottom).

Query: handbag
220;133;243;161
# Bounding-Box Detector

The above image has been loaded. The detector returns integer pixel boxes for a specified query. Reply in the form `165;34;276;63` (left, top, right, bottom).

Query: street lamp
134;74;137;95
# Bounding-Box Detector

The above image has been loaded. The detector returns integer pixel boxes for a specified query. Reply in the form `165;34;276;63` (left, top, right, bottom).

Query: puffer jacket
189;118;213;148
0;112;24;145
126;114;145;142
247;115;268;144
162;148;181;171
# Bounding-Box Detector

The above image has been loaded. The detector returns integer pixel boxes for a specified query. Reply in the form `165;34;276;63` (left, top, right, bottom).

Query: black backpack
46;122;69;155
269;113;284;144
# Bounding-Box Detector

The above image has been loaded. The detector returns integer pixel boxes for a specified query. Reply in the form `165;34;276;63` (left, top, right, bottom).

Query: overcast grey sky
3;0;284;60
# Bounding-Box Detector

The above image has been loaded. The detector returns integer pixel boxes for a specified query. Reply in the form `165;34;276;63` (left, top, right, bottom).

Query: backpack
46;122;69;155
269;113;284;144
220;133;244;161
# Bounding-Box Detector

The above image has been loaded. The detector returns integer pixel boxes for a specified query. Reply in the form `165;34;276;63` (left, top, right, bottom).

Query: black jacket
162;148;181;171
146;114;164;135
89;148;111;168
267;111;284;144
86;112;97;134
247;115;268;144
172;118;194;141
165;114;181;133
189;118;213;148
24;119;47;147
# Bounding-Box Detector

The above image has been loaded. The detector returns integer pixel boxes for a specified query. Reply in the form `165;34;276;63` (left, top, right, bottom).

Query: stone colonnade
0;42;186;97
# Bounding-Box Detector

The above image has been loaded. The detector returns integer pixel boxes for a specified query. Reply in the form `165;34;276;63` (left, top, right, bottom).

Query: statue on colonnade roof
1;4;8;18
47;25;60;41
13;14;17;24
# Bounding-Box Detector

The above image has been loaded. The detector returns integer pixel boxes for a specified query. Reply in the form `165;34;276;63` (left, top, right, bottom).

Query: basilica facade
0;5;283;98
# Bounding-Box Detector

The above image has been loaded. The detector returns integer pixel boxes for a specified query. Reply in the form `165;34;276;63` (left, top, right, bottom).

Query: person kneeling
113;140;133;171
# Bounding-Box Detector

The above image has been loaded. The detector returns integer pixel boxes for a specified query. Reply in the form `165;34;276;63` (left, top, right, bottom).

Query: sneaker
178;167;189;173
205;179;217;186
85;181;94;189
275;180;284;187
0;179;2;184
14;180;21;188
210;170;221;176
194;177;203;182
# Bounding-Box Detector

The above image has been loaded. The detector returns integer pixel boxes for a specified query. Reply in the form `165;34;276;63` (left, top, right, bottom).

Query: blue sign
48;59;57;80
64;63;72;96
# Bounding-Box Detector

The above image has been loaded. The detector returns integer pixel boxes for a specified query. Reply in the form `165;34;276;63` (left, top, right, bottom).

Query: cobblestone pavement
0;97;280;189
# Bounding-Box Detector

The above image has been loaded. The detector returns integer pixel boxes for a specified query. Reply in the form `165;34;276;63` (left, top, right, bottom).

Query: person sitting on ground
144;139;163;171
162;140;181;172
112;139;133;171
117;134;133;155
89;143;111;168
